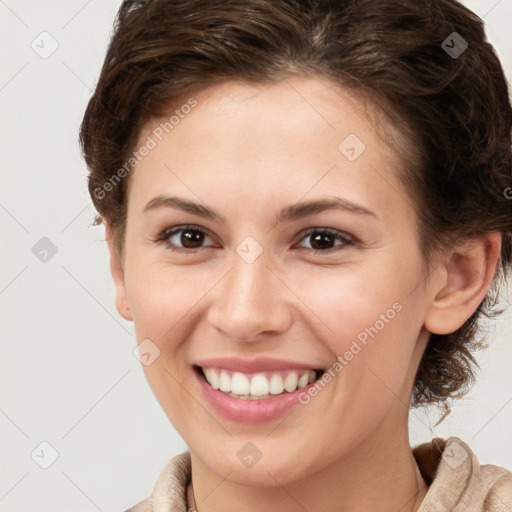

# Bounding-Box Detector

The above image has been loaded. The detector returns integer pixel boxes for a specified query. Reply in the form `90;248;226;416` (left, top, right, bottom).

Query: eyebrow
143;195;378;224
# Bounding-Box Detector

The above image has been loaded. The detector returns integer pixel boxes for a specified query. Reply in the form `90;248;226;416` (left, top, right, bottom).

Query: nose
206;250;293;342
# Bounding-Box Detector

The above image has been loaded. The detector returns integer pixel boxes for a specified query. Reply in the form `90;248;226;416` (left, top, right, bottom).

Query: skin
106;76;501;512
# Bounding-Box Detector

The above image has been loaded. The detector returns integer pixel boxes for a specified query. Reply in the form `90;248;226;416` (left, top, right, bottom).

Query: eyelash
152;224;356;254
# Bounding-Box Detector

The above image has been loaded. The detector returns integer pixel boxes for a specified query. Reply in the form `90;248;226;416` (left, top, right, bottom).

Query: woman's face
111;77;441;484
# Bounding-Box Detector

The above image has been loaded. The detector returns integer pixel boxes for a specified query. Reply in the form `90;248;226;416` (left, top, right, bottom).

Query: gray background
0;1;511;510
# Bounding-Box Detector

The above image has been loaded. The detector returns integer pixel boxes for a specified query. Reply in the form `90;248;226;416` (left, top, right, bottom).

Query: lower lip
193;367;321;424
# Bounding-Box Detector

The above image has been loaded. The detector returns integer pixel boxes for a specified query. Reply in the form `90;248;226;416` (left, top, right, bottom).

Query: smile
192;358;329;423
196;366;324;400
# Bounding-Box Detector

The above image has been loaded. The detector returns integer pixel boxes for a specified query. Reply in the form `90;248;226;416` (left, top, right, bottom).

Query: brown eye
157;225;214;252
176;228;207;248
298;228;353;252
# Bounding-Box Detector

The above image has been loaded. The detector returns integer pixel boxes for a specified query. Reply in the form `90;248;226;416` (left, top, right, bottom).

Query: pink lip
194;356;322;373
192;366;321;423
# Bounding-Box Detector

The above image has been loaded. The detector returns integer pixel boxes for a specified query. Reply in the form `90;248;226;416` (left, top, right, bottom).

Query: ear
105;223;133;322
424;233;501;335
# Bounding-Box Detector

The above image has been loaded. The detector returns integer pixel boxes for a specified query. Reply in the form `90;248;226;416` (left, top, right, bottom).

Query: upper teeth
202;367;316;397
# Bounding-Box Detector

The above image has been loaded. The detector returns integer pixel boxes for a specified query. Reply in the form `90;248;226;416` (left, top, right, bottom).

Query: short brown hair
79;0;512;408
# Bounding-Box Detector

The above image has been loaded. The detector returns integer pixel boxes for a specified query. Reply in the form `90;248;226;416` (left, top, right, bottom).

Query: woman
79;0;512;510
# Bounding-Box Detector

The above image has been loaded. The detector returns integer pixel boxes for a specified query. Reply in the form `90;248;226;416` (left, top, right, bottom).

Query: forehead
128;77;411;223
164;77;383;145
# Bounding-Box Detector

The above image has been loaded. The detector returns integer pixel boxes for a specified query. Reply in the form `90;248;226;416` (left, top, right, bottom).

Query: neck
189;411;428;512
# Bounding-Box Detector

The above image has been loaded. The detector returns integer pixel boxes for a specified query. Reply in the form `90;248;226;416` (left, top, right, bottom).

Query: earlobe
105;223;133;322
424;232;501;335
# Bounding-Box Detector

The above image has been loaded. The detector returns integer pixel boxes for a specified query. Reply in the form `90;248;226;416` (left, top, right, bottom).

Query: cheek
125;263;211;337
125;264;198;427
124;266;195;400
288;257;419;344
288;257;424;392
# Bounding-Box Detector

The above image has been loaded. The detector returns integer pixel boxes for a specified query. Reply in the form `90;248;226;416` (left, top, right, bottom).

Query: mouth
193;365;326;400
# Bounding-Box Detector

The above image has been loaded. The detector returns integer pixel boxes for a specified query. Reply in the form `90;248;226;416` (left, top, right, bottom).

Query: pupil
182;229;204;248
311;232;334;250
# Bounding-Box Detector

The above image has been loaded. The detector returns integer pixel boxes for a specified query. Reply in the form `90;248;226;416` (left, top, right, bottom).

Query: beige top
124;437;512;511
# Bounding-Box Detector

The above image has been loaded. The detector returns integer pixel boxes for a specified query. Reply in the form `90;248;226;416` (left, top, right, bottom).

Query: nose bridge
208;246;291;341
230;251;273;306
